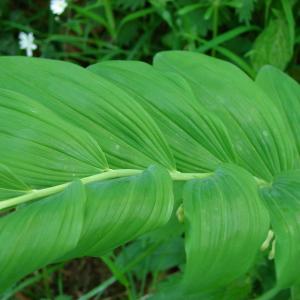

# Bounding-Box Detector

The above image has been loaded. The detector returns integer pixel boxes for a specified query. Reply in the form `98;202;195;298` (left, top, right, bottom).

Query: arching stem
0;169;212;211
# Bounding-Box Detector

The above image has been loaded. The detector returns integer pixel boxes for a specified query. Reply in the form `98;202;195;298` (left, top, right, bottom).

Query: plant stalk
0;168;268;211
0;169;212;211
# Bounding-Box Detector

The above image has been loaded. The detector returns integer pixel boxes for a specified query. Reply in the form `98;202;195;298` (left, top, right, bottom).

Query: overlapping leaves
153;51;297;181
0;88;108;187
0;59;174;292
0;57;175;170
0;51;299;299
0;166;173;292
88;60;236;173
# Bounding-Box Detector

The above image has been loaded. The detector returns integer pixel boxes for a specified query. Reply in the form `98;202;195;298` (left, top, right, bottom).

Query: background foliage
0;0;299;299
1;0;300;79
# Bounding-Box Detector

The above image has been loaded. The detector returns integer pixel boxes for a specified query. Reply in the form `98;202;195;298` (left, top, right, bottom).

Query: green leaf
0;57;175;171
250;15;293;71
197;26;258;53
0;88;108;188
88;60;236;173
0;164;29;200
154;51;297;181
142;181;185;241
256;65;300;155
0;165;173;292
0;181;86;292
0;52;298;297
260;170;300;290
63;165;173;258
182;164;269;294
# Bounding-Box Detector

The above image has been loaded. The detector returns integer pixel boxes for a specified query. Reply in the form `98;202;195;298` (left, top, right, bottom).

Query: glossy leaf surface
256;65;300;155
0;88;107;188
260;170;300;289
154;51;296;181
0;181;86;292
0;57;175;170
88;61;236;173
64;165;173;258
182;164;269;293
0;164;29;200
0;52;299;298
0;166;173;292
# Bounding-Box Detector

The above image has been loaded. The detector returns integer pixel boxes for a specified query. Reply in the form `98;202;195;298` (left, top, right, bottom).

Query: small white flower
50;0;67;15
18;32;37;57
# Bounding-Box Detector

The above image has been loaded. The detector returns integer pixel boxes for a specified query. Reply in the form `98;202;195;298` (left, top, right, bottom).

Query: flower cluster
18;0;68;57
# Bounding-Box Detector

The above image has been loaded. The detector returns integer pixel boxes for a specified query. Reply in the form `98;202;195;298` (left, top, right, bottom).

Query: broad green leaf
1;52;298;298
0;181;86;292
154;51;296;181
0;88;107;188
0;164;29;200
260;170;300;289
250;15;293;71
296;158;300;169
88;60;236;173
0;57;175;171
0;165;173;292
142;181;185;241
256;66;300;154
63;165;173;258
182;164;269;294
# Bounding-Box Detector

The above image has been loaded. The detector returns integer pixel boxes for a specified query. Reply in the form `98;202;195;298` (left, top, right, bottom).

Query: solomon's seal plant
0;51;299;299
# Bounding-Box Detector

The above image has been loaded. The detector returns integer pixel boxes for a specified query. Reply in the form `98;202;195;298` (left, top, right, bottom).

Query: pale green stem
0;169;268;211
0;169;141;211
169;170;212;181
0;169;212;211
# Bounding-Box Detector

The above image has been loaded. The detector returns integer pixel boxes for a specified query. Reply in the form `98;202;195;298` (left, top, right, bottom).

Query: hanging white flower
18;32;37;57
50;0;68;15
